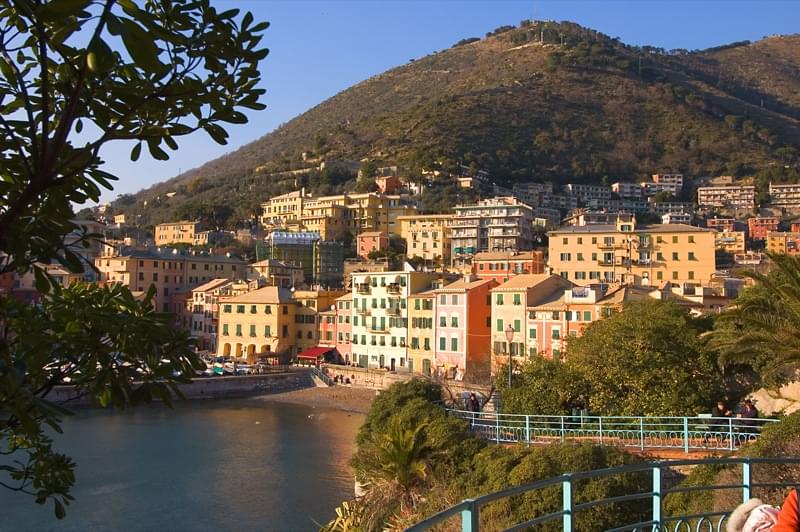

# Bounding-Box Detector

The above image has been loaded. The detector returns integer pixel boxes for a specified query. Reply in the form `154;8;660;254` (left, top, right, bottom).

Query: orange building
356;231;389;259
472;251;545;282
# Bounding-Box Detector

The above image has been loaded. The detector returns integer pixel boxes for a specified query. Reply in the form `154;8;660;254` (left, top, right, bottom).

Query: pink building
334;293;352;364
433;276;498;378
356;231;389;260
748;217;779;241
318;292;352;364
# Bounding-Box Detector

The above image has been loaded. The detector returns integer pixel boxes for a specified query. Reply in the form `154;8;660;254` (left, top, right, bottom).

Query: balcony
597;242;629;250
356;283;371;294
355;307;370;315
597;258;630;267
386;283;401;294
386;306;402;315
368;326;389;334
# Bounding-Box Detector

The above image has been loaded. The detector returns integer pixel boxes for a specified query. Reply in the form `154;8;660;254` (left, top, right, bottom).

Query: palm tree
712;252;800;384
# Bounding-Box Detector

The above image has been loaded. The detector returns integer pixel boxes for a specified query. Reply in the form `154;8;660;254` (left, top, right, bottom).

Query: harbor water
0;398;364;532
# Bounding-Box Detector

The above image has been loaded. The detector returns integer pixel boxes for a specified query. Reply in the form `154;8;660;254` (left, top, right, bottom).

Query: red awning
297;346;333;359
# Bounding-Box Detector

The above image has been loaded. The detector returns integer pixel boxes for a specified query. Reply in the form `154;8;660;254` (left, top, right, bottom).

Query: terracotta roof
435;278;497;292
220;285;292;303
358;231;385;237
492;274;559;291
336;292;353;301
192;278;233;293
548;223;713;234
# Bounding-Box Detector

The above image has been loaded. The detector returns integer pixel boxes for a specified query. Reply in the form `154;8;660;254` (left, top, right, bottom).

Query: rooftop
219;286;293;303
435;277;496;292
192;278;233;293
473;251;542;261
492;273;556;292
548;223;714;235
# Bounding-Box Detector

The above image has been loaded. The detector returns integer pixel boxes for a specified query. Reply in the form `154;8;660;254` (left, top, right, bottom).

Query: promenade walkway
447;408;777;455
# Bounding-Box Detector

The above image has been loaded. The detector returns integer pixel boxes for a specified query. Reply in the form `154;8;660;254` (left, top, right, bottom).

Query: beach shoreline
257;385;379;414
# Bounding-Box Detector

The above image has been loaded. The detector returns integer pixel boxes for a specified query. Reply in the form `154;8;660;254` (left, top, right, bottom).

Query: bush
460;443;649;531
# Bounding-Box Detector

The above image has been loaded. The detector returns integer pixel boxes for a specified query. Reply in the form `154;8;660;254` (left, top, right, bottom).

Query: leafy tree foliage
711;253;800;387
567;300;723;416
498;356;587;415
0;0;268;517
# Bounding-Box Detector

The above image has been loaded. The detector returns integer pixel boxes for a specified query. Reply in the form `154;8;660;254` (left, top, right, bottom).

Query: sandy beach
257;385;379;414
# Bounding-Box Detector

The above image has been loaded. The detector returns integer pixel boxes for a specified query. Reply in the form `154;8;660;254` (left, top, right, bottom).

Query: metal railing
310;366;332;386
407;457;800;532
447;408;778;453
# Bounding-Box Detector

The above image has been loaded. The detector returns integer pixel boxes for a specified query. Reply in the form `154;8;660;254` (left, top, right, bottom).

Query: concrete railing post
683;417;689;454
562;476;573;532
462;499;479;532
742;460;752;502
652;465;662;530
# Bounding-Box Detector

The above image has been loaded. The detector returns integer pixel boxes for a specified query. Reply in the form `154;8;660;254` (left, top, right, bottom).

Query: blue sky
95;0;799;203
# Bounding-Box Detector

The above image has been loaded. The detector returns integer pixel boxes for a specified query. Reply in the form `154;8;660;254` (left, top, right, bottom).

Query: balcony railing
386;283;401;294
407;456;800;532
355;307;370;315
447;408;776;452
356;283;371;294
386;306;402;315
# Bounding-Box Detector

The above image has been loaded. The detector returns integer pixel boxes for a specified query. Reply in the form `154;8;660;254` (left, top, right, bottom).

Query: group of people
712;399;760;429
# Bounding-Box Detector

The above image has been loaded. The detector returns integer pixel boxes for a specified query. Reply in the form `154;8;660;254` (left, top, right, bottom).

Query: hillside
110;21;800;227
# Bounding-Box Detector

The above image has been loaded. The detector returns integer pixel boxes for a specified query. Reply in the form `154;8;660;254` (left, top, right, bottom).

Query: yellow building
547;220;716;287
155;220;203;245
714;231;746;254
259;190;417;238
292;289;348;353
216;286;295;361
398;214;453;266
407;291;436;375
766;231;800;255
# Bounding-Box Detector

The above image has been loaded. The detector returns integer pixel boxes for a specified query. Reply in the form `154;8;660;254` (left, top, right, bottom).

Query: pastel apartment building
707;218;737;232
767;231;800;255
356;231;389;260
697;185;756;210
408;291;435;375
432;277;498;378
714;231;746;254
95;247;246;313
188;278;234;351
451;196;535;270
259;190;417;239
489;274;573;374
471;251;545;282
398;214;453;266
661;212;692;225
612;182;643;199
216;286;296;361
652;173;684;191
155;220;203;245
246;259;304;288
769;183;800;210
563;184;612;203
350;271;439;370
547;219;716;287
747;217;779;241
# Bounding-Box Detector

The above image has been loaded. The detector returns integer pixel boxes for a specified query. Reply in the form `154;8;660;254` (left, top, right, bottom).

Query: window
250;325;256;337
223;305;232;313
486;317;491;327
138;272;144;281
552;329;560;340
496;294;504;305
589;271;599;280
657;252;664;261
688;236;695;243
657;271;663;280
496;319;504;332
529;328;536;339
297;331;302;339
559;253;571;261
451;338;458;351
688;271;695;280
423;338;430;351
551;311;560;320
411;338;419;349
577;237;583;245
514;319;520;332
672;252;679;261
451;295;458;305
235;324;242;336
583;311;591;321
152;272;158;281
236;305;245;314
565;311;573;321
591;237;597;244
222;324;229;336
451;316;458;327
672;271;679;280
577;253;584;261
440;337;446;351
672;236;678;244
688;252;696;260
282;325;288;338
307;331;313;340
562;237;568;245
250;305;257;314
440;316;447;327
575;272;586;280
415;299;420;310
657;236;663;243
264;325;271;337
283;306;289;315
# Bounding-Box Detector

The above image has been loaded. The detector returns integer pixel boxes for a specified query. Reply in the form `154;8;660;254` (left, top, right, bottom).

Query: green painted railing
447;408;778;453
406;457;800;532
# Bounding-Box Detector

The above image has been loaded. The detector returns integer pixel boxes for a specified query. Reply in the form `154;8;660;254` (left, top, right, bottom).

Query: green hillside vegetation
108;21;800;228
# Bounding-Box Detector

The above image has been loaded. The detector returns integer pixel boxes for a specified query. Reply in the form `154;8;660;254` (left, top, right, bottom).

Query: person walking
467;393;481;413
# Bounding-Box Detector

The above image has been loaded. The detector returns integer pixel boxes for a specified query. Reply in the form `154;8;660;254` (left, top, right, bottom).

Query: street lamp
505;324;514;387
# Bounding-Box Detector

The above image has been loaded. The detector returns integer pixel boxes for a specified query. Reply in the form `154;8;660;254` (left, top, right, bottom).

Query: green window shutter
583;311;591;321
451;337;457;351
496;319;503;332
529;328;536;339
439;337;446;351
514;320;521;332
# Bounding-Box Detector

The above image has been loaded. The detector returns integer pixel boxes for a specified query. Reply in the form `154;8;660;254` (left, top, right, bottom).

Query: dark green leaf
130;142;142;161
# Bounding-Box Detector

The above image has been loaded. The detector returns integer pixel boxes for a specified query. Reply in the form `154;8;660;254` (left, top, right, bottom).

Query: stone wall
47;370;314;406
